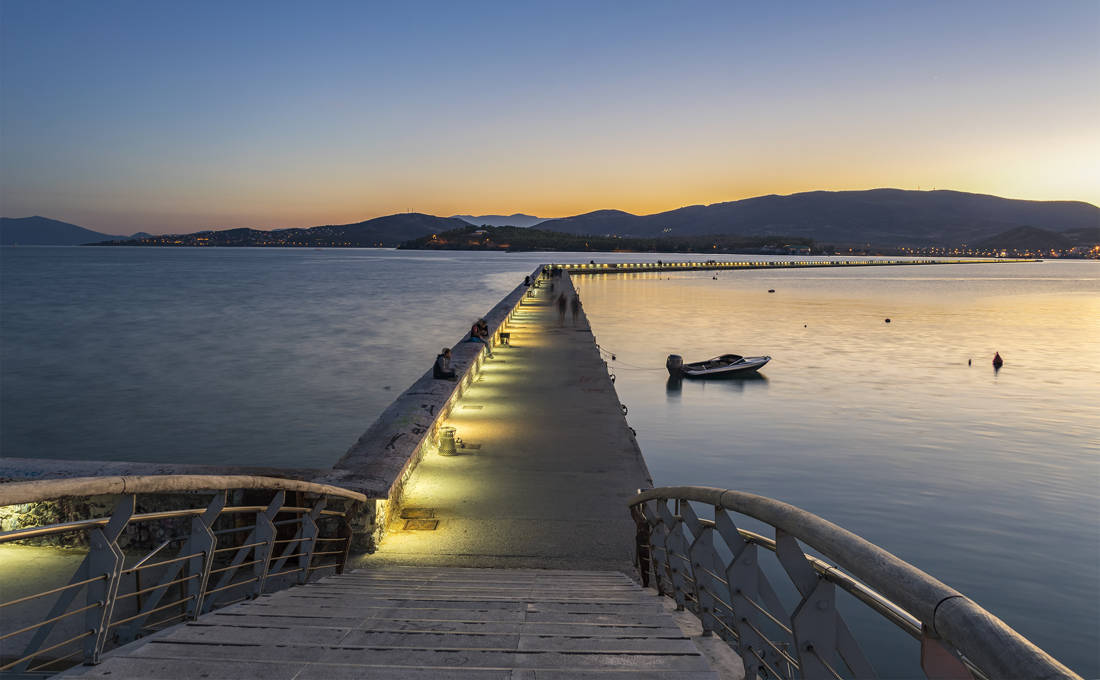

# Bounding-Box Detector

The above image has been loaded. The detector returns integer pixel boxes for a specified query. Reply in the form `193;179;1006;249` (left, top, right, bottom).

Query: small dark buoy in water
885;318;891;323
993;352;1003;368
968;358;972;366
768;289;775;293
804;324;807;328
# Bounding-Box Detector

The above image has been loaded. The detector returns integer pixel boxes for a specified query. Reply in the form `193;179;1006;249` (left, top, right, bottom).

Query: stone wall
319;266;544;548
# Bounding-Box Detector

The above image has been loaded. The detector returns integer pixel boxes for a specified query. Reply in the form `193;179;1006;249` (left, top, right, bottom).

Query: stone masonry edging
316;265;544;547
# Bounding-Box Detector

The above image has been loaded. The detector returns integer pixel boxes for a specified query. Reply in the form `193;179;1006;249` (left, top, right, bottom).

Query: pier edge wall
318;266;544;549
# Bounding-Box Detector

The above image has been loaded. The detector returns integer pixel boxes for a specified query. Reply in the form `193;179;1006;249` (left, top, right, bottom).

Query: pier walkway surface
63;567;731;679
360;274;651;572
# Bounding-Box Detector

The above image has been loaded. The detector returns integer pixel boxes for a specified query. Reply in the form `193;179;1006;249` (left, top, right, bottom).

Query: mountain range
3;189;1097;248
537;189;1098;246
451;213;544;228
94;213;472;248
0;216;133;245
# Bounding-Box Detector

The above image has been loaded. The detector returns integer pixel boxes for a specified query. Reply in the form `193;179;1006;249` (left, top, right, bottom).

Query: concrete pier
362;273;651;573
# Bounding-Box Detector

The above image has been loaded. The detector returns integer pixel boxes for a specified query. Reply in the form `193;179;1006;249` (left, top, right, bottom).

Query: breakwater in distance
552;257;1036;274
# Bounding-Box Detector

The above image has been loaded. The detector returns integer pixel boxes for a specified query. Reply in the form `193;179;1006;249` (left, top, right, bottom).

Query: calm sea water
577;261;1099;676
1;247;1097;675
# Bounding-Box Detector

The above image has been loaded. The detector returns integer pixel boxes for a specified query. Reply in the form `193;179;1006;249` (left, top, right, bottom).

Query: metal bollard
439;426;457;456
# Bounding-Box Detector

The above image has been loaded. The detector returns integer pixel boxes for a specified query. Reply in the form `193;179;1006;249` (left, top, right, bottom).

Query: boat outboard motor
666;354;683;377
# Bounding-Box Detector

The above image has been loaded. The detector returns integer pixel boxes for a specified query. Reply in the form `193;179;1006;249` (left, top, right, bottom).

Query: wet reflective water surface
1;249;1097;675
578;261;1099;676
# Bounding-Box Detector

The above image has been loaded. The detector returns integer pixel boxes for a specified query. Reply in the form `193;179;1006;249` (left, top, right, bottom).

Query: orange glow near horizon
2;3;1097;235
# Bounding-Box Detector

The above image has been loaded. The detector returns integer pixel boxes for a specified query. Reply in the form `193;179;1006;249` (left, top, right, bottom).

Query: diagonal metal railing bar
252;491;283;597
0;475;364;676
84;495;132;665
630;486;1081;680
112;492;225;645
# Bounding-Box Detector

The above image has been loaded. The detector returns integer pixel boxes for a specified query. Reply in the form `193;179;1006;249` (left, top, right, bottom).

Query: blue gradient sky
2;1;1097;234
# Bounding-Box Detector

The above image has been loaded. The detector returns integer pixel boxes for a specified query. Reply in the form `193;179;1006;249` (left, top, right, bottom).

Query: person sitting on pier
433;348;456;380
466;318;494;358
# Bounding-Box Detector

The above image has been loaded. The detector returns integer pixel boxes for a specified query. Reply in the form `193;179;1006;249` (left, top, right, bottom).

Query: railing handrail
0;474;367;507
1;476;360;674
630;485;1079;680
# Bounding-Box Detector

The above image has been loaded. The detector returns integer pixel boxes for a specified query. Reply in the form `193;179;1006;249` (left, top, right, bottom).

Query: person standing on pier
557;293;567;325
570;294;580;326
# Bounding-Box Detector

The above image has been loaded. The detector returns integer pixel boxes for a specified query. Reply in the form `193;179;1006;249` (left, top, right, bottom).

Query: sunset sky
2;1;1097;235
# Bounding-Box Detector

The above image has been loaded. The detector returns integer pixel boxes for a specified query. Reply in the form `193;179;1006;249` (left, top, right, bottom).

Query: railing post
335;506;354;575
85;494;133;665
790;577;839;679
642;497;664;594
680;501;719;636
254;490;284;596
188;491;225;618
654;499;689;612
297;496;324;584
716;508;774;679
775;529;875;680
643;499;670;596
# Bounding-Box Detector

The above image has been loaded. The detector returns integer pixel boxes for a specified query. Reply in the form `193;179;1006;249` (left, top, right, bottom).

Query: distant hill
0;216;128;245
94;213;468;248
401;224;815;253
1062;226;1100;244
451;213;544;228
299;213;470;246
25;189;1100;251
536;189;1099;246
973;226;1072;251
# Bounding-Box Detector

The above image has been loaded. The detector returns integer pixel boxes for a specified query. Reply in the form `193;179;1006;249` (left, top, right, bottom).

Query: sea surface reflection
577;261;1099;677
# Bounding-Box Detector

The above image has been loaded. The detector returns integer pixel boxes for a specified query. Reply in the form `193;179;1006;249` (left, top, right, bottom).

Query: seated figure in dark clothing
433;348;456;380
465;318;494;358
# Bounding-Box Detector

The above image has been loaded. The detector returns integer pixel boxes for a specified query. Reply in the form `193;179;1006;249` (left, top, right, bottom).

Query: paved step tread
59;567;724;679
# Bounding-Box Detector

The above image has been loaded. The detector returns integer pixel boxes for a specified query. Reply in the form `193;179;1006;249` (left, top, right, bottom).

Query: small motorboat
667;353;770;378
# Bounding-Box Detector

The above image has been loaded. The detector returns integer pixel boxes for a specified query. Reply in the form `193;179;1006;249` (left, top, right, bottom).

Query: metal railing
630;486;1080;680
0;475;365;675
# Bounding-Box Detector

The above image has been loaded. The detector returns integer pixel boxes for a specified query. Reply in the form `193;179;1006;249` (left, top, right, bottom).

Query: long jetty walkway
363;273;649;572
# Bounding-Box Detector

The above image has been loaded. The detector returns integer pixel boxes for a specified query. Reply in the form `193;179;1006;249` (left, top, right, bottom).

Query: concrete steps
60;567;729;679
